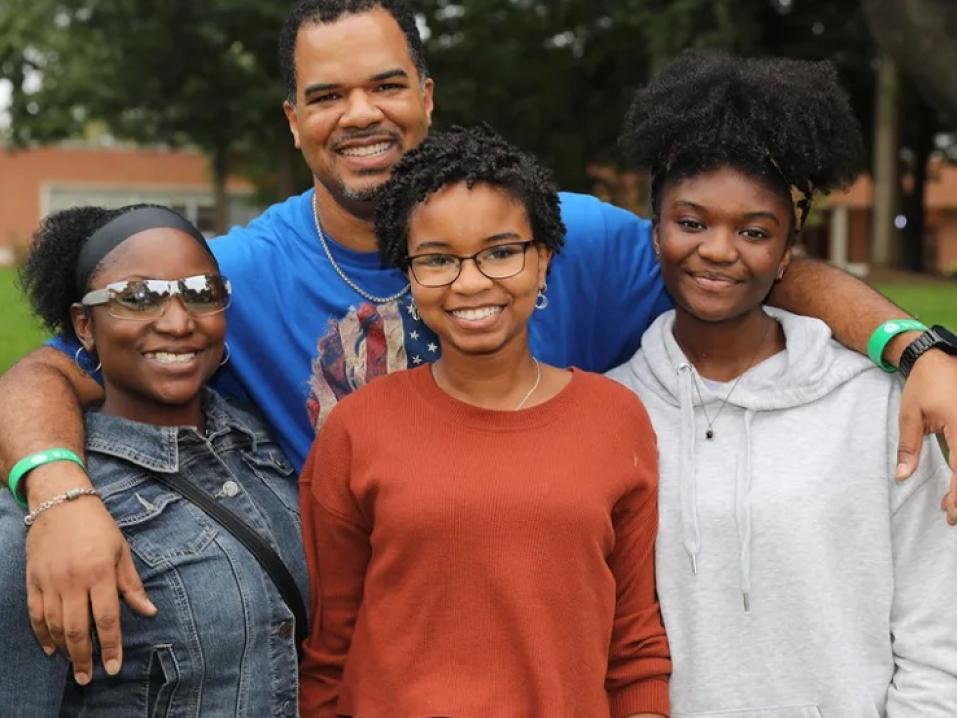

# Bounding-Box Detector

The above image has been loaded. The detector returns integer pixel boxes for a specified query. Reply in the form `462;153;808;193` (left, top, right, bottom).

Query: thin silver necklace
685;322;772;440
514;359;542;411
311;193;410;304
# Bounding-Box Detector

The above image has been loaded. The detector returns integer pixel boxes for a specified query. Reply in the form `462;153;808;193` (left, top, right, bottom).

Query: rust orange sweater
299;366;670;717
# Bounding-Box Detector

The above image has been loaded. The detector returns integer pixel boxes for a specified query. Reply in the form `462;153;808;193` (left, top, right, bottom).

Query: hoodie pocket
674;706;822;718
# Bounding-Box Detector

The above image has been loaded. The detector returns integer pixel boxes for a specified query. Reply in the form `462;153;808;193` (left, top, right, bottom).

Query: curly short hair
375;124;566;269
19;204;161;336
620;50;864;233
279;0;428;103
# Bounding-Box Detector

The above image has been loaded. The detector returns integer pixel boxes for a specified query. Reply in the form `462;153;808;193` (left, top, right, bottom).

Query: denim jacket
0;389;308;717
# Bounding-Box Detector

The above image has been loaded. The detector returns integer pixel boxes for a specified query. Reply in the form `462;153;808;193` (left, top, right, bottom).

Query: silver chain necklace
685;321;772;440
311;193;410;304
514;359;542;411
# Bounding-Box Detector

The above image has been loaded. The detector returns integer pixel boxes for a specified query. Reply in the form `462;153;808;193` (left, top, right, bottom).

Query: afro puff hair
375;124;566;269
620;50;864;217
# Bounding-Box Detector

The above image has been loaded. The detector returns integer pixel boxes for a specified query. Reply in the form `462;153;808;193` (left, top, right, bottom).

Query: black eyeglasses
80;274;232;320
406;241;536;288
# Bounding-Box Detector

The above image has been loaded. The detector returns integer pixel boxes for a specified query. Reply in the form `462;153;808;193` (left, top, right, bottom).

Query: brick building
0;143;257;264
824;158;957;276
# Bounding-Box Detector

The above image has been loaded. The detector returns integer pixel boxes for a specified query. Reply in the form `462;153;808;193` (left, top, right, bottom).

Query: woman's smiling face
406;181;550;358
655;166;793;324
72;228;226;425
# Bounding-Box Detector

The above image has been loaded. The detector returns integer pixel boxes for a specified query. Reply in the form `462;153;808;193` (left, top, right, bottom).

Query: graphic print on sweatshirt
307;297;439;432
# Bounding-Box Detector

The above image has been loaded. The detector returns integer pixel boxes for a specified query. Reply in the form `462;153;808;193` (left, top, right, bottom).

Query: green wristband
7;448;87;510
867;319;928;372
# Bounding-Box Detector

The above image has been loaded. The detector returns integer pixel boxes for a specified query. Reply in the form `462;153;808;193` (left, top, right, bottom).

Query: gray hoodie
608;307;957;718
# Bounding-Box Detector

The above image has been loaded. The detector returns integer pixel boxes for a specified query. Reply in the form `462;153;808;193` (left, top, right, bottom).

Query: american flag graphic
306;297;439;432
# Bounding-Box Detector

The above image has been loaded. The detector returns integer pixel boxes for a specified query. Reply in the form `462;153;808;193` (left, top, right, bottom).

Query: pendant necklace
687;321;772;440
312;193;410;304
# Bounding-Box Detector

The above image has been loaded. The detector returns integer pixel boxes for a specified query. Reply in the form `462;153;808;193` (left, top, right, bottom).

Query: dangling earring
407;297;419;321
535;282;549;310
219;342;231;367
74;345;101;373
776;265;786;281
653;241;661;259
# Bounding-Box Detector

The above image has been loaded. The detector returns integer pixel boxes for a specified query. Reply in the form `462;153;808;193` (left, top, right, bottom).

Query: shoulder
209;190;311;271
323;368;417;428
208;389;278;442
558;191;652;241
571;369;654;427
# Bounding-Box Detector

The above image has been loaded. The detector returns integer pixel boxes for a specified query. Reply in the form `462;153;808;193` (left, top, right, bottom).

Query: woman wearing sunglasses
298;126;670;717
0;205;307;715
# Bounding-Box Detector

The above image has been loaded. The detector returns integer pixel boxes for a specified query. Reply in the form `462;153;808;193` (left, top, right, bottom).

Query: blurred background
1;0;955;371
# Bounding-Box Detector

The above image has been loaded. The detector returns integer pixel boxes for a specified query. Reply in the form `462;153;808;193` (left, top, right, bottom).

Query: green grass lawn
0;266;48;374
0;267;955;375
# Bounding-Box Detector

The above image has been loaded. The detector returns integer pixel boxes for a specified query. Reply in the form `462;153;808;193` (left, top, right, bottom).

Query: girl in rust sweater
298;125;670;717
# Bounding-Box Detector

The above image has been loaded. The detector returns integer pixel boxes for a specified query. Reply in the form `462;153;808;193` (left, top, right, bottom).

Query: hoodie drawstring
676;363;701;576
735;410;756;613
676;362;757;613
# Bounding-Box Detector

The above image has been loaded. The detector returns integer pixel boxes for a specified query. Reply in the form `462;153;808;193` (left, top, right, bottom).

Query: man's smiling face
283;7;434;208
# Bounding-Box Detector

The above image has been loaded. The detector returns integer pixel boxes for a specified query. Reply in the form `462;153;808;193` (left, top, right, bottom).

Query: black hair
620;50;864;236
375;124;566;269
280;0;429;104
19;204;177;336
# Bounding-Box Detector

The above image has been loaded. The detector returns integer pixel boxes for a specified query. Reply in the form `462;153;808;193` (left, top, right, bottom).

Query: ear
70;304;96;352
535;245;552;287
283;100;302;149
421;77;435;127
776;244;792;280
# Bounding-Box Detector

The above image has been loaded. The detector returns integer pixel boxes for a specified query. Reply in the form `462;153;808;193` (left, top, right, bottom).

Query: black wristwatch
899;324;957;378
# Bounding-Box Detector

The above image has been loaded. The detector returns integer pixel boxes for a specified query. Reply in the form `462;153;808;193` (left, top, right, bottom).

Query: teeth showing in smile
450;306;503;321
339;142;392;158
146;351;197;364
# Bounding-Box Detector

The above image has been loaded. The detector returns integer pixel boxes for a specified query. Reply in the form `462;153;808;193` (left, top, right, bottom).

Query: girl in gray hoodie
609;51;957;718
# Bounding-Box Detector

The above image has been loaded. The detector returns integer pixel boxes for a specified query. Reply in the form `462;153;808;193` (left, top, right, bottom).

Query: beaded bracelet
23;488;100;528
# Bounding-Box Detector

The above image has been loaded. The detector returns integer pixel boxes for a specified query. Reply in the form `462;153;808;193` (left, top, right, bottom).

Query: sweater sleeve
605;410;671;718
886;435;957;716
298;409;372;718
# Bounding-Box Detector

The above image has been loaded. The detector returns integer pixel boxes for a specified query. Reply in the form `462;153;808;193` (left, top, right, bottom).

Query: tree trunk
212;145;229;236
871;55;900;268
900;125;932;272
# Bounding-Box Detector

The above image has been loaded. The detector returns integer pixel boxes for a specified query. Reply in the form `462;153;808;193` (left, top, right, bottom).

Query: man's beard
336;170;388;203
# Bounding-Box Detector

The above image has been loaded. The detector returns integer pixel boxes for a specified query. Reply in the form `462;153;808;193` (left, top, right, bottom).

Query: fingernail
105;659;120;675
895;462;909;480
75;672;90;685
42;645;55;657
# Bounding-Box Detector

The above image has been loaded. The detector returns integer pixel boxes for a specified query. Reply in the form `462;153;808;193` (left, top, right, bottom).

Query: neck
432;336;540;411
100;386;206;433
673;307;784;381
313;182;380;253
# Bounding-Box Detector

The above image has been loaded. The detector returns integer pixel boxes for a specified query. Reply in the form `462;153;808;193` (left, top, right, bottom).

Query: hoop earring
535;282;549;311
74;345;101;373
219;342;231;367
407;298;419;321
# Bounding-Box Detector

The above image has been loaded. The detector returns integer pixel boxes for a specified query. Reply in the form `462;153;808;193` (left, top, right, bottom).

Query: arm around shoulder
0;345;101;498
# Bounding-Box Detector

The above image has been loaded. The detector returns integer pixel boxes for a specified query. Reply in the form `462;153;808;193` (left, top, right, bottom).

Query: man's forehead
294;8;418;80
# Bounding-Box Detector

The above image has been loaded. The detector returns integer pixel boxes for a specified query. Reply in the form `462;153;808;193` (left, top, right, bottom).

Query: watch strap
899;325;957;378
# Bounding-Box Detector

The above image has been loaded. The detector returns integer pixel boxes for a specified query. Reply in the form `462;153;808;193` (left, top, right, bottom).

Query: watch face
932;325;957;351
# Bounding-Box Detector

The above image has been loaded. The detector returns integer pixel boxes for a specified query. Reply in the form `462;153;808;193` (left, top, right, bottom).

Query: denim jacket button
277;621;294;639
221;480;240;497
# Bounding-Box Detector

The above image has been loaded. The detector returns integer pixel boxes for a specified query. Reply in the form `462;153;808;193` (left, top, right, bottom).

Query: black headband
75;206;215;294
